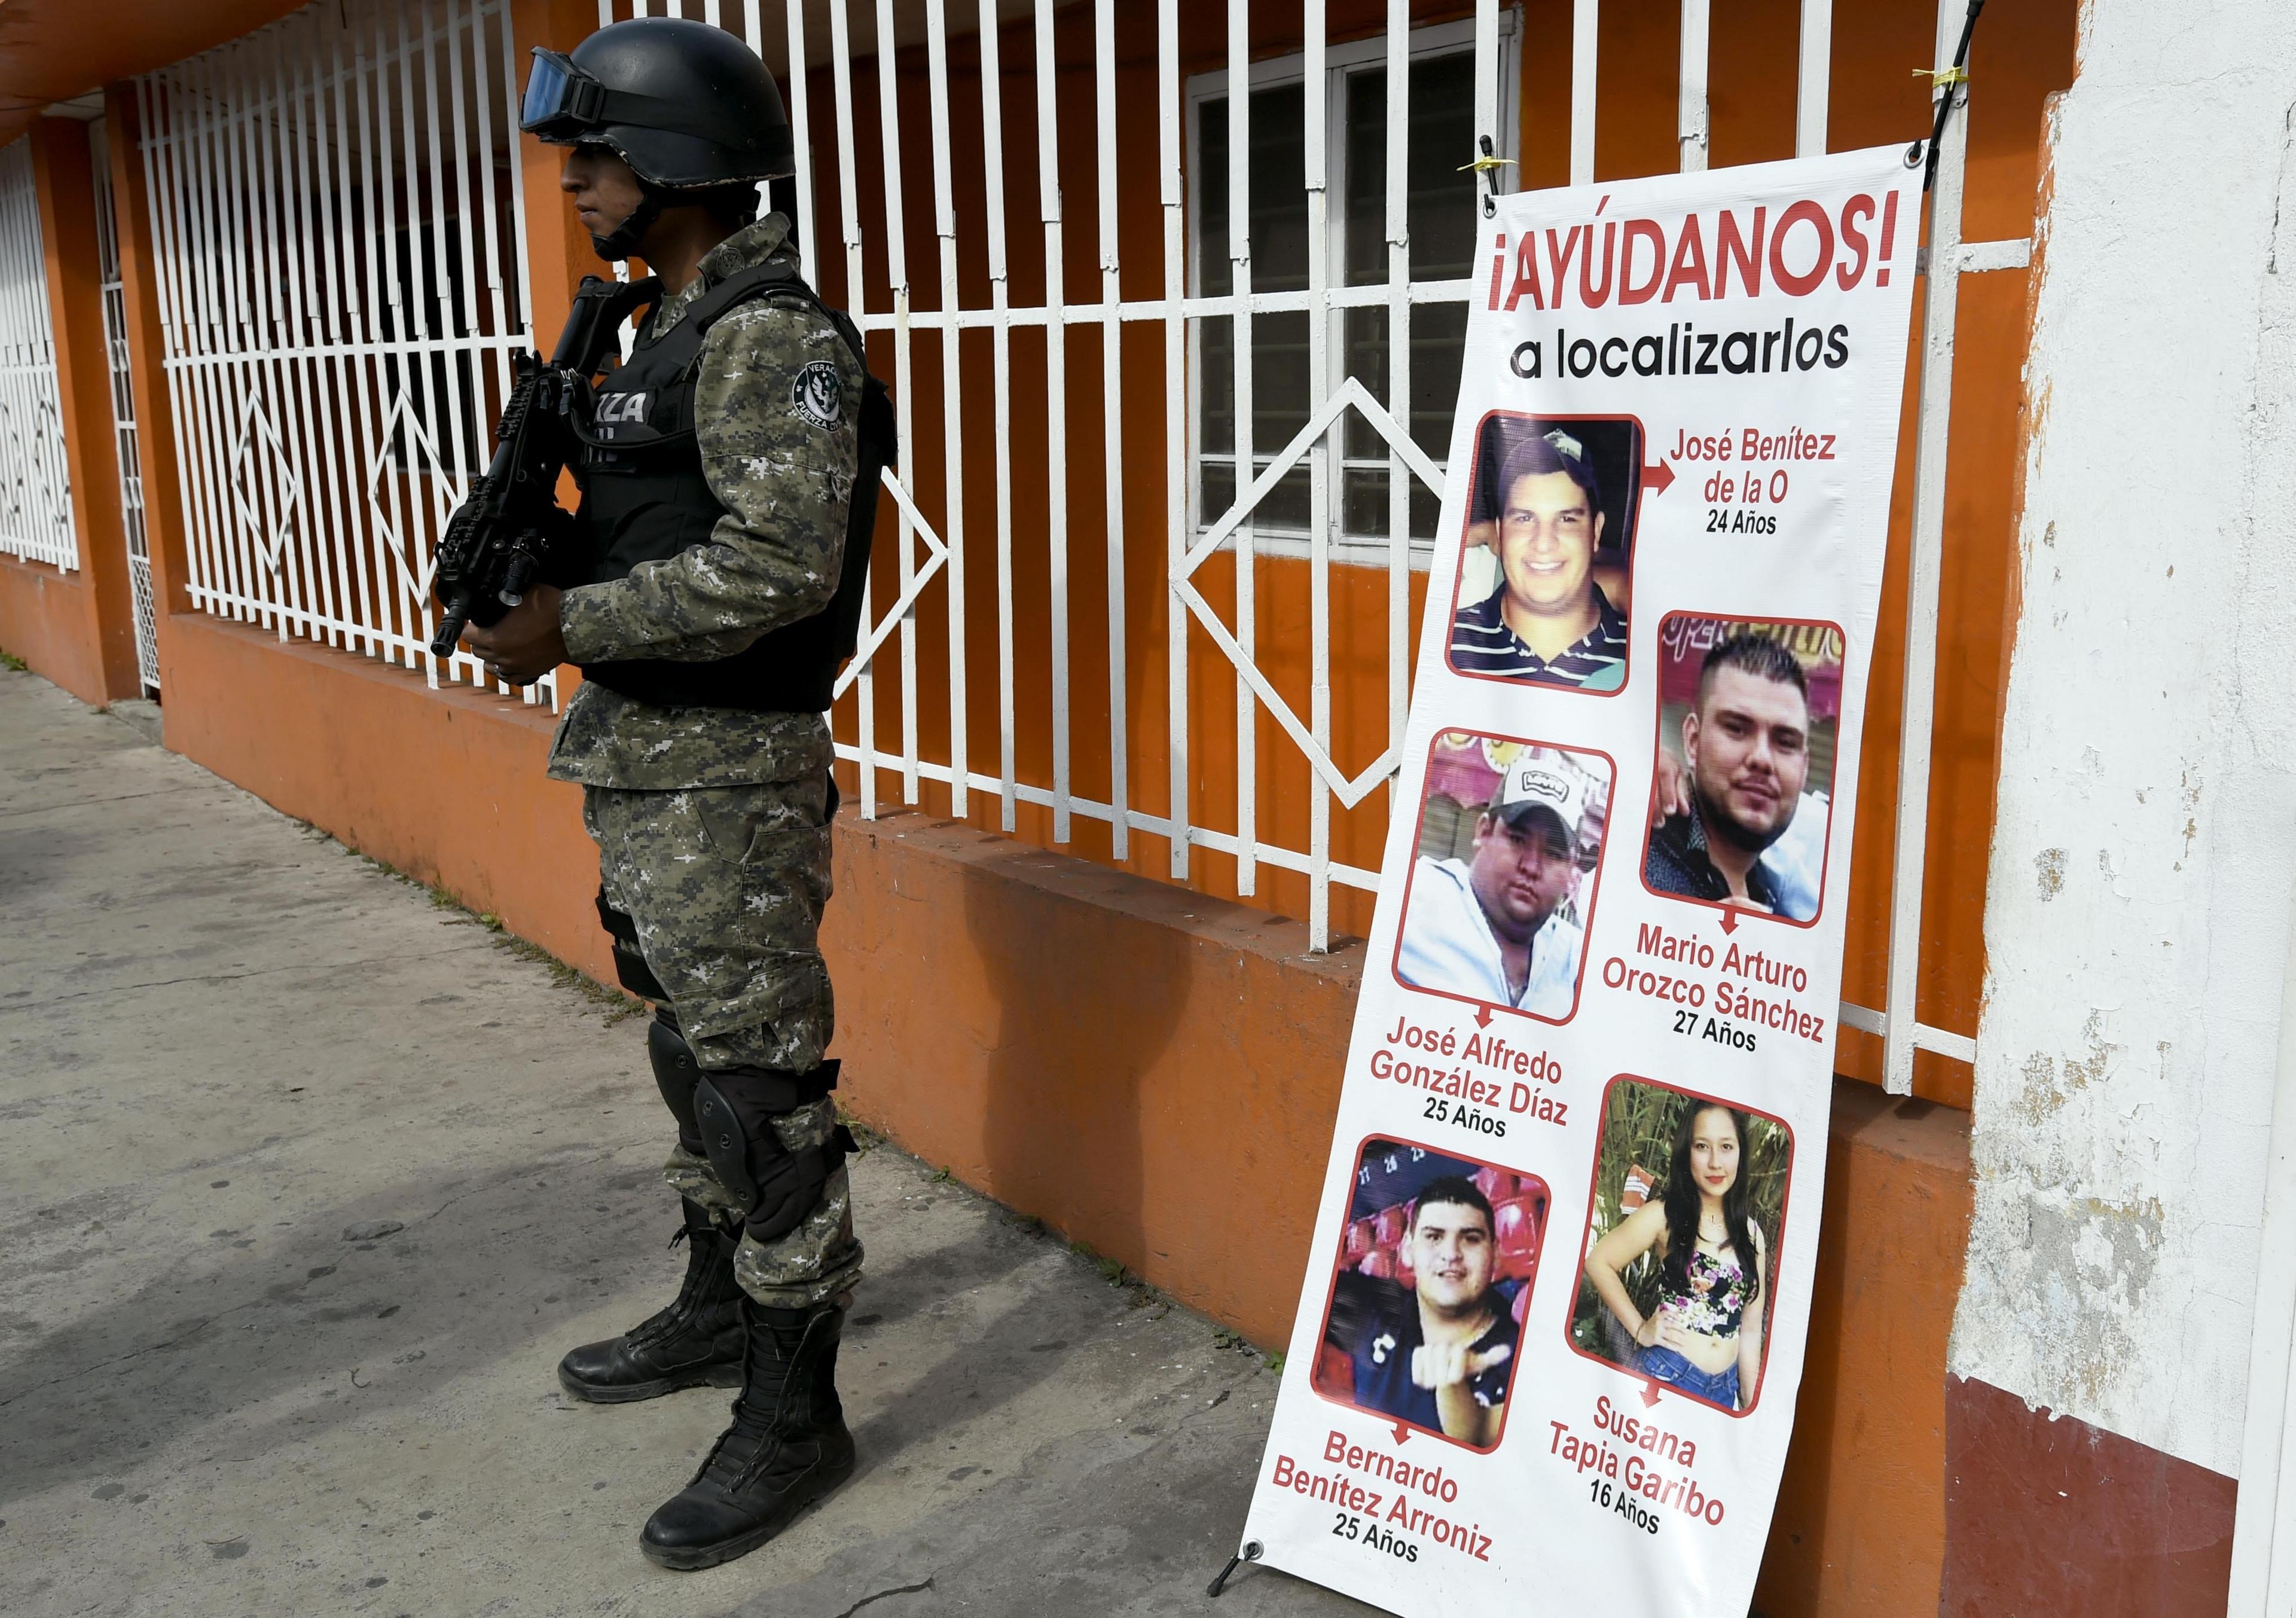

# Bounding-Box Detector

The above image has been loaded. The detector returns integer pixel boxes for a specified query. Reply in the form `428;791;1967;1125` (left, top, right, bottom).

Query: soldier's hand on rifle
462;585;568;686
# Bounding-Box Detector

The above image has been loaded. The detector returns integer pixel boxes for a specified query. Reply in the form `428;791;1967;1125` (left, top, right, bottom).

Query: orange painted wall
0;558;112;704
161;613;616;976
0;117;145;707
807;2;2075;1109
144;607;1973;1611
0;1;304;148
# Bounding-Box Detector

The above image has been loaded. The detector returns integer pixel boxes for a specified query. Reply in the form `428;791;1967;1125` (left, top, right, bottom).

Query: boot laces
624;1223;731;1348
696;1315;825;1494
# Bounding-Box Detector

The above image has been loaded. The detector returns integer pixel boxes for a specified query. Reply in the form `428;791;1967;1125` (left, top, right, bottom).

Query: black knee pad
690;1063;854;1243
596;890;668;1002
648;1012;704;1152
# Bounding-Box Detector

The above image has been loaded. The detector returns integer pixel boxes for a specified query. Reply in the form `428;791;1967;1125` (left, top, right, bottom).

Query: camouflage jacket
546;214;863;790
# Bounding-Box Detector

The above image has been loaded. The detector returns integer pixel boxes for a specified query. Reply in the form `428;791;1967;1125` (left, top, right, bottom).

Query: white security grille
0;139;77;572
601;0;1502;949
609;0;2017;1085
90;118;160;694
136;0;539;699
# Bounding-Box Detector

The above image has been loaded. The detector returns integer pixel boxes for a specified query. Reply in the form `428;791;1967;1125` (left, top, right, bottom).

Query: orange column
30;114;140;700
508;0;602;349
507;0;609;698
100;80;193;670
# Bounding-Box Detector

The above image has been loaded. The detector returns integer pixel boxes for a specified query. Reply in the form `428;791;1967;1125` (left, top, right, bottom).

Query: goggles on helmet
520;48;731;145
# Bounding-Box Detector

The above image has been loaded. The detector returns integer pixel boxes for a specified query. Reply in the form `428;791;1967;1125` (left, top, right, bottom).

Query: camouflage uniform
549;213;864;1311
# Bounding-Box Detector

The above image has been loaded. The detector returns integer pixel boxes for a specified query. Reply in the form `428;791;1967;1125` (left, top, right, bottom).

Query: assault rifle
429;273;659;658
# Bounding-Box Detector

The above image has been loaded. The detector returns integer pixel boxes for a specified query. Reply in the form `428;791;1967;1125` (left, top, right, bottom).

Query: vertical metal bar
322;7;386;662
1796;0;1831;158
828;0;875;816
466;0;514;401
1882;0;1973;1097
136;79;209;618
872;0;919;802
1678;0;1709;172
270;27;331;644
391;3;444;670
369;7;419;666
1034;0;1071;844
1094;0;1127;859
1159;0;1187;878
180;66;239;622
978;0;1018;832
1570;0;1598;186
784;0;816;274
1225;0;1253;894
374;2;424;664
225;39;295;639
206;44;262;628
419;0;481;681
444;0;498;684
88;118;153;682
185;57;246;627
297;20;359;652
1304;0;1330;949
283;26;356;651
1385;0;1409;842
499;0;533;330
1475;0;1498;179
924;0;968;819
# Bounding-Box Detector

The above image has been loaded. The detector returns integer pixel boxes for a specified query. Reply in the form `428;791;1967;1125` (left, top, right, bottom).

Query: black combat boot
637;1298;857;1570
558;1199;747;1403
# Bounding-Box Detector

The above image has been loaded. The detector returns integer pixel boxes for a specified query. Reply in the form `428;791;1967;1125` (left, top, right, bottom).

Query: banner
1234;145;1924;1615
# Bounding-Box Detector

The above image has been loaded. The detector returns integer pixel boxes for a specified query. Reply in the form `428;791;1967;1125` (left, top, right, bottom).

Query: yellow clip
1459;154;1517;175
1914;64;1969;87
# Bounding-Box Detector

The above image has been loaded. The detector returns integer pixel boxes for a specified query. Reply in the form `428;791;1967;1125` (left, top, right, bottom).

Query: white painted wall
1956;0;2296;1479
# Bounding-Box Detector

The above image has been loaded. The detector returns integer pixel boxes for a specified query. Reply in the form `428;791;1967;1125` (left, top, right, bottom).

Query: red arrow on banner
1391;1421;1412;1445
1641;1378;1664;1409
1718;908;1739;935
1473;1004;1494;1028
1642;459;1677;496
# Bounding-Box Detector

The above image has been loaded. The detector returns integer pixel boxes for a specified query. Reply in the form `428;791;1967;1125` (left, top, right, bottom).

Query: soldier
460;16;881;1571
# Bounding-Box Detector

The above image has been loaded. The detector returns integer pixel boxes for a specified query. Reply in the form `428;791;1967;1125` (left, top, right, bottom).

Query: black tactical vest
568;261;891;712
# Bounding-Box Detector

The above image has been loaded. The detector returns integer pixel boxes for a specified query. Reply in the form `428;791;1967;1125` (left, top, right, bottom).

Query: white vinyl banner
1234;145;1924;1615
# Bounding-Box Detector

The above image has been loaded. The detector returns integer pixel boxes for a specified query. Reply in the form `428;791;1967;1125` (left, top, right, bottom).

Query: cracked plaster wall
1958;0;2296;1477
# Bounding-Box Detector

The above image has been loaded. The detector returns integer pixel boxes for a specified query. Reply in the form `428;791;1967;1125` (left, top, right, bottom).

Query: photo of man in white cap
1396;753;1596;1020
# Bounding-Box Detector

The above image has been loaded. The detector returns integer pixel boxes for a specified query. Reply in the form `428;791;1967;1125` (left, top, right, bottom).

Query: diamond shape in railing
830;466;949;703
227;394;303;573
367;390;468;607
1172;376;1448;810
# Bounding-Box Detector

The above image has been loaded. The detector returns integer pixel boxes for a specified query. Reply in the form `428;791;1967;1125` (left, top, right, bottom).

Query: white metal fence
617;0;2014;1088
0;139;77;573
135;0;541;700
90;118;160;693
124;0;2010;1090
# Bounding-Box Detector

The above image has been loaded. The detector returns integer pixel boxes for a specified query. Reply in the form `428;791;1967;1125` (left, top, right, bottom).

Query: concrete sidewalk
0;667;1372;1618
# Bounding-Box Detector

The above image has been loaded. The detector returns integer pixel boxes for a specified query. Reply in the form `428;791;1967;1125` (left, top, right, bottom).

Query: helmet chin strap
590;184;665;263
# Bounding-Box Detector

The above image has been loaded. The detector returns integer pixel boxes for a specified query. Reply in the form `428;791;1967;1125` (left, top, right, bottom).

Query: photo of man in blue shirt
1349;1177;1521;1448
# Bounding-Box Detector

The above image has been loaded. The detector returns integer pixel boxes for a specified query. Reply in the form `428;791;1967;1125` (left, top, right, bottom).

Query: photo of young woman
1570;1080;1791;1414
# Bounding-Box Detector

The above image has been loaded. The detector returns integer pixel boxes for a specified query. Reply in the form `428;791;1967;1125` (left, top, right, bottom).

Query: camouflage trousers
584;778;865;1311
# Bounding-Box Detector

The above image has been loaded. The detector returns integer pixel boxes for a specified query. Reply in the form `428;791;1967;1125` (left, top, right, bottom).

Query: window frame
1184;11;1522;569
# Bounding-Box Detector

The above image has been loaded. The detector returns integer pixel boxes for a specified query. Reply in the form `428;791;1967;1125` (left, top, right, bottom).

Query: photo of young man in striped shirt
1448;424;1631;692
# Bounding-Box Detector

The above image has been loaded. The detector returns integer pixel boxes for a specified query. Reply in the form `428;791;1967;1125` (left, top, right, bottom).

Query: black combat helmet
521;17;793;188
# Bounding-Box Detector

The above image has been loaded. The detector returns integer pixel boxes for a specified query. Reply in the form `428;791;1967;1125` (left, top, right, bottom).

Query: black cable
1923;0;1989;193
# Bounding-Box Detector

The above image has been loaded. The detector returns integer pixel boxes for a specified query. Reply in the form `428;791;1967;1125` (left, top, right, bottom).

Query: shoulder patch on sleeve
791;360;845;429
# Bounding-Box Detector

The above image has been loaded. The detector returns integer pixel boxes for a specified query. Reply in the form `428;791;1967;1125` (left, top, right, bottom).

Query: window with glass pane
1192;39;1484;551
